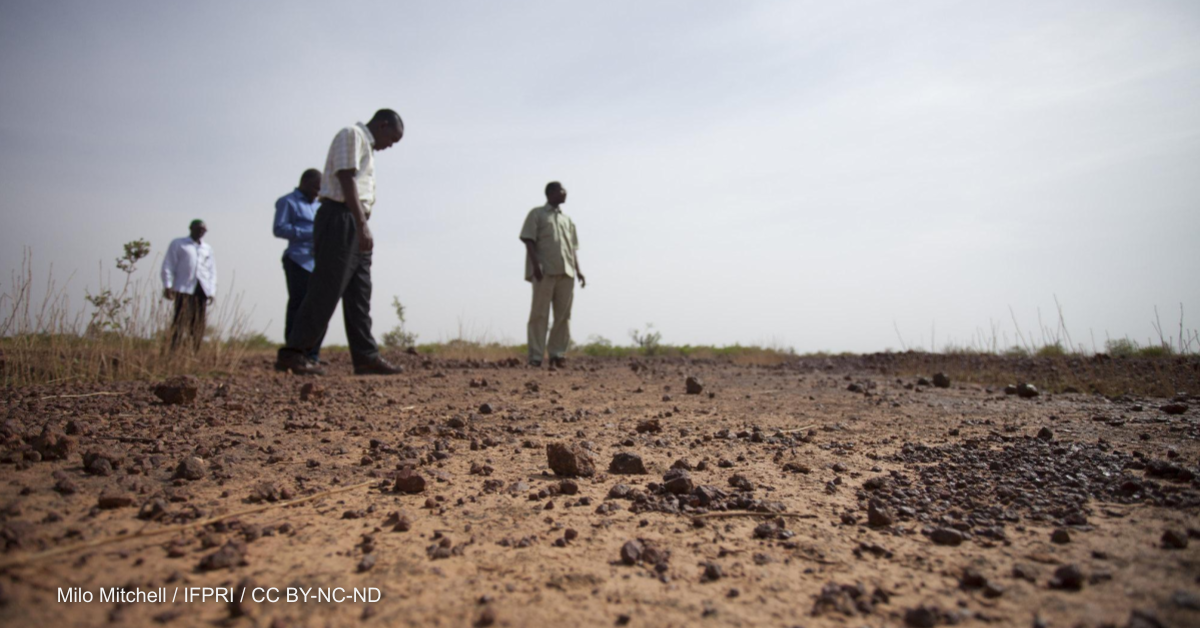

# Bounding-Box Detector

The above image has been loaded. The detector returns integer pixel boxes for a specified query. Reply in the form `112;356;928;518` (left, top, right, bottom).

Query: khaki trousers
527;274;574;363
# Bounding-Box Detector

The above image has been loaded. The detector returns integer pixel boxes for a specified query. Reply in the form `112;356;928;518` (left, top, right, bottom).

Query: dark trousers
278;201;380;366
170;285;207;351
283;257;323;361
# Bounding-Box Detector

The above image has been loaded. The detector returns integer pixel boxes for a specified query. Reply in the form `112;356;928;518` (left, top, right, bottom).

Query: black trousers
283;256;323;361
278;201;379;366
170;285;207;351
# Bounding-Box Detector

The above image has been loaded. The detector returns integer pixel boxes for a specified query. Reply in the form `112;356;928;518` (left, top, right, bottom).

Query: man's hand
206;297;215;306
163;288;175;300
578;273;586;288
532;263;544;282
358;221;374;252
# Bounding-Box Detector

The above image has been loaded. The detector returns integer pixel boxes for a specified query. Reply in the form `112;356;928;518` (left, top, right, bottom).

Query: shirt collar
356;122;375;150
545;203;562;213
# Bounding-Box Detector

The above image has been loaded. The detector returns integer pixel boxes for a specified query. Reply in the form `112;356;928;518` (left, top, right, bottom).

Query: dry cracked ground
1;355;1198;627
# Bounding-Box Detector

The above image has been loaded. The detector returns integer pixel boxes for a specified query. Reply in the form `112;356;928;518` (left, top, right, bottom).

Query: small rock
609;453;648;475
1160;403;1188;416
702;562;723;581
930;528;963;546
357;554;377;572
546;442;596;477
904;606;941;628
1049;564;1084;591
173;457;206;481
635;419;662;433
1016;383;1039;399
662;469;694;495
932;373;951;388
31;425;76;461
1037;427;1054;441
1162;529;1189;549
153;375;199;405
97;492;134;509
1051;529;1071;544
868;501;894;527
198;541;246;571
394;468;427;494
685;376;704;395
298;382;324;402
479;403;494;415
620;540;643;565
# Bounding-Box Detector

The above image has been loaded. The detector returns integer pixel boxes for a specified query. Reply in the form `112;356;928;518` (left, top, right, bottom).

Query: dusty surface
1;355;1198;627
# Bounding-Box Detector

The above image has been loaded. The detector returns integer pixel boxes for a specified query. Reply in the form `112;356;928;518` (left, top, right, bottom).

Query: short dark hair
299;169;321;185
369;109;403;128
545;181;562;196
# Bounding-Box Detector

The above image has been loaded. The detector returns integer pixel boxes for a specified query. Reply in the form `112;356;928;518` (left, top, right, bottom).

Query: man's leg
341;250;380;367
169;292;187;351
284;258;322;361
547;275;575;361
191;286;207;352
280;206;357;361
526;276;555;365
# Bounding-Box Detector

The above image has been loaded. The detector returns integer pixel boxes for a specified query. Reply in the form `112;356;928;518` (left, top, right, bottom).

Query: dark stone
620;540;643;565
868;501;894;527
932;373;950;388
97;492;134;509
1162;529;1189;549
1016;383;1040;399
930;528;963;546
702;562;723;581
153;375;199;405
31;425;76;461
609;453;648;475
478;403;494;415
662;469;694;495
1037;427;1054;441
394;468;427;494
1049;564;1084;591
1160;403;1188;416
174;457;206;481
635;419;662;433
1051;528;1071;544
685;376;704;395
904;606;940;628
198;541;246;571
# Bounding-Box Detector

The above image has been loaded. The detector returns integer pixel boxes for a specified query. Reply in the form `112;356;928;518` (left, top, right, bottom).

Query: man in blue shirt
273;169;324;362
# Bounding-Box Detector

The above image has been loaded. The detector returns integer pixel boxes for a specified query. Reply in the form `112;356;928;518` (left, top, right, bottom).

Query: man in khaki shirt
520;181;586;367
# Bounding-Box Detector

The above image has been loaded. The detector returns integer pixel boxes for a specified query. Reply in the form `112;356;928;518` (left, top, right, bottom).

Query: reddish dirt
1;355;1198;627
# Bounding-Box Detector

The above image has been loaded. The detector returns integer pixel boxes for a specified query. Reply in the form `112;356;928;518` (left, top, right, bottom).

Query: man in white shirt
275;109;405;376
161;220;216;351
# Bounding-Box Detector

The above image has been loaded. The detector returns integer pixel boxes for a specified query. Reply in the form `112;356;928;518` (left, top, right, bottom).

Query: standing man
520;181;585;368
275;109;405;376
161;219;216;352
273;168;324;363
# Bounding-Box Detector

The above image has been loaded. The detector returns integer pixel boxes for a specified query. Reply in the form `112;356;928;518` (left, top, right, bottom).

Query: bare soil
1;354;1198;627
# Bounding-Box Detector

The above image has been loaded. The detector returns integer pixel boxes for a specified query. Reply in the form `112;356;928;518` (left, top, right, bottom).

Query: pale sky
2;0;1198;353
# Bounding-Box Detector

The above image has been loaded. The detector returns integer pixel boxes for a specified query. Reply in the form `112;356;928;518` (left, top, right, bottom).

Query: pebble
609;453;648;475
546;442;597;477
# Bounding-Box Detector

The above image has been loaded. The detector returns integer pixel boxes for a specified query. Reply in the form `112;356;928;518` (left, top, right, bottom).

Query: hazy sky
2;0;1198;353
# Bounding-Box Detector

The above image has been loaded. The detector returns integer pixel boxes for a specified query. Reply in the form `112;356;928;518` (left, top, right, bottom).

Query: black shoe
528;361;542;368
275;353;326;376
550;357;567;368
354;358;404;376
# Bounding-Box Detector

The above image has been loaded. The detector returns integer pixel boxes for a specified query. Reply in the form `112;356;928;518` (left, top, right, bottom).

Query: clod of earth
299;382;324;401
153;375;199;405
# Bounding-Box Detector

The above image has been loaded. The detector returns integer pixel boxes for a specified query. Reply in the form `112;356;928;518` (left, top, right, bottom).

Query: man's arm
273;197;311;241
336;169;372;252
161;240;176;300
522;238;543;282
573;251;585;288
206;250;216;305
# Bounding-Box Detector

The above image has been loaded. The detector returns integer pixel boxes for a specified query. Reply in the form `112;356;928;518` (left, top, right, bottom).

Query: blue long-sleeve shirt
273;189;320;271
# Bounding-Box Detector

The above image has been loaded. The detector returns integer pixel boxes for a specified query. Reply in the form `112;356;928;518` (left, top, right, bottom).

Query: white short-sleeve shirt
319;122;376;218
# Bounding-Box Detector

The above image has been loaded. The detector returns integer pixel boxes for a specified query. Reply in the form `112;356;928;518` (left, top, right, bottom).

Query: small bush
382;296;417;349
1035;343;1067;357
629;324;662;356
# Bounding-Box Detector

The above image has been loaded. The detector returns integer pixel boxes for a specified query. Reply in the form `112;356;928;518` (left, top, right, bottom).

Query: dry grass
1;249;260;387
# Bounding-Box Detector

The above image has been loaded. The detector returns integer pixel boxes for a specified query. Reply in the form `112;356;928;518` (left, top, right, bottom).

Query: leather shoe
275;353;326;376
354;358;404;376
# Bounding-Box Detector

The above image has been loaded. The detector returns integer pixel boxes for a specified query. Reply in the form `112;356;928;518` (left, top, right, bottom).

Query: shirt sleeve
519;209;539;241
570;219;579;251
207;249;217;295
161;240;177;289
273;196;295;240
327;128;361;173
